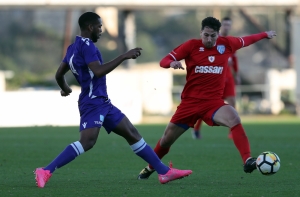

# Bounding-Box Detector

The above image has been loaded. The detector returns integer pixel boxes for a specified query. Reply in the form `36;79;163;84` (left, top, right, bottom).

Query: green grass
0;122;300;197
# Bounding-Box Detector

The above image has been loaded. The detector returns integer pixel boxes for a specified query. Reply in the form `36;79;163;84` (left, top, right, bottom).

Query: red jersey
167;36;244;100
161;32;267;100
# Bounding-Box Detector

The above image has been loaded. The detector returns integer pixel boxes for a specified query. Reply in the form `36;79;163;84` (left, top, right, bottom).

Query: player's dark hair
222;17;231;22
201;17;221;32
78;12;100;30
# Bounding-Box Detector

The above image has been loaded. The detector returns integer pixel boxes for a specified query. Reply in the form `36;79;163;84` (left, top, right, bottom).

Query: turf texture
0;122;299;197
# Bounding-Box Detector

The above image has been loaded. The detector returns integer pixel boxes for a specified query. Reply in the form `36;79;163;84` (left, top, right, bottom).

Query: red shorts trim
170;98;227;127
223;77;235;98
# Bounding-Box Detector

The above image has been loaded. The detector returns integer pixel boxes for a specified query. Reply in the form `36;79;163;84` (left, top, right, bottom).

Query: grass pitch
0;121;300;197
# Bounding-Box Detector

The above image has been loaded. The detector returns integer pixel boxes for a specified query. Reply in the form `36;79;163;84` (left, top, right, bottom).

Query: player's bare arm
55;62;72;97
170;61;185;70
88;48;142;78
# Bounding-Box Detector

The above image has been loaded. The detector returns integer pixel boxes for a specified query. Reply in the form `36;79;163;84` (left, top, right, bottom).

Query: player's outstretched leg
34;128;99;188
137;122;189;180
112;117;192;184
192;119;202;139
230;124;256;173
213;105;256;173
224;96;236;140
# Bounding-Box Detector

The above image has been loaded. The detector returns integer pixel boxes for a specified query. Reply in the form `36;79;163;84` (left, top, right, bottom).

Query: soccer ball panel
273;152;281;162
256;155;264;166
265;154;276;163
259;163;272;174
273;160;280;172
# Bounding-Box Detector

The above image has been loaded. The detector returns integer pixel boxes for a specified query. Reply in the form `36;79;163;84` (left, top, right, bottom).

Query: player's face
201;27;218;48
220;20;232;36
90;18;103;43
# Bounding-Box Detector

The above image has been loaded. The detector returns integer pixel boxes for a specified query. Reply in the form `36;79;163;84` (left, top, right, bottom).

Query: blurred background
1;0;300;127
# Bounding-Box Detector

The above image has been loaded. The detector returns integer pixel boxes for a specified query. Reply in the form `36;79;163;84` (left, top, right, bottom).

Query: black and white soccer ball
256;151;280;175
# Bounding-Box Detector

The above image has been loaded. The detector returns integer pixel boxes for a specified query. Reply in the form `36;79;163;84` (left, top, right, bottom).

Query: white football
256;151;280;175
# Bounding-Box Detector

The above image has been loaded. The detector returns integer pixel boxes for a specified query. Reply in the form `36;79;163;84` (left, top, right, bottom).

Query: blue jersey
62;36;108;103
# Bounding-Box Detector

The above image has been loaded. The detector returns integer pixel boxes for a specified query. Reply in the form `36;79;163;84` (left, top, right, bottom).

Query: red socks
230;123;251;163
149;139;170;169
148;123;251;169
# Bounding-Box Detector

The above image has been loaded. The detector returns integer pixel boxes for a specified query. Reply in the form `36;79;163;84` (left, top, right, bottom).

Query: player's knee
228;115;241;127
124;126;142;143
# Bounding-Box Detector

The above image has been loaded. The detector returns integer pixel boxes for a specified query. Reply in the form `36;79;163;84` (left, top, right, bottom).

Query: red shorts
170;98;227;127
223;77;235;99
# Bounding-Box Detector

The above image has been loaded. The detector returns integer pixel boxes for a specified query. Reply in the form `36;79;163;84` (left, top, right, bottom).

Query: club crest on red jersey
208;56;215;62
217;45;225;54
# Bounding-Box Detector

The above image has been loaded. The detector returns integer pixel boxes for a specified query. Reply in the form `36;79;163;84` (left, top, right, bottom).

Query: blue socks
44;139;169;175
130;138;169;175
44;141;85;173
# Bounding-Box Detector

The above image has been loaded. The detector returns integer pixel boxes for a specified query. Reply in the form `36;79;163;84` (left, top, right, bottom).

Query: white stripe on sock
70;141;85;156
70;143;80;155
134;142;146;153
130;138;146;153
74;141;85;154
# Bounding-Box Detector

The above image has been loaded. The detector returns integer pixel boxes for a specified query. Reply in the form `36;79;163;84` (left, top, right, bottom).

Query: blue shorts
78;97;125;133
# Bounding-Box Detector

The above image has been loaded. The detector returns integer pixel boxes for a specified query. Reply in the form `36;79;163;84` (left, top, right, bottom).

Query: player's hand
60;88;72;97
124;48;142;59
266;30;276;39
170;61;184;70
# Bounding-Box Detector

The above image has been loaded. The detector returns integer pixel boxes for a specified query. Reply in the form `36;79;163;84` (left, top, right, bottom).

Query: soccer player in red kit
137;16;276;179
192;17;240;139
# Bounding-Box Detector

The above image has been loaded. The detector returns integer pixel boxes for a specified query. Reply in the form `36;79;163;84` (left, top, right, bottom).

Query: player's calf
79;127;100;151
80;139;97;151
112;116;142;145
160;122;188;147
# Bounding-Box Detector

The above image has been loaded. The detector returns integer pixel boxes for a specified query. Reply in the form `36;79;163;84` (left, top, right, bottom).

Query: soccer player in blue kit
34;12;192;188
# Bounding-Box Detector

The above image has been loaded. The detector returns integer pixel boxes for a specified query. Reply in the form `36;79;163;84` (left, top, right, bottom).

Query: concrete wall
0;64;173;127
265;69;296;114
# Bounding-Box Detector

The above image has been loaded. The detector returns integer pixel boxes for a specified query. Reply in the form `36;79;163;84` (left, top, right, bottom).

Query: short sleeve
226;36;245;53
62;45;72;64
82;44;100;65
169;40;193;61
62;55;68;63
